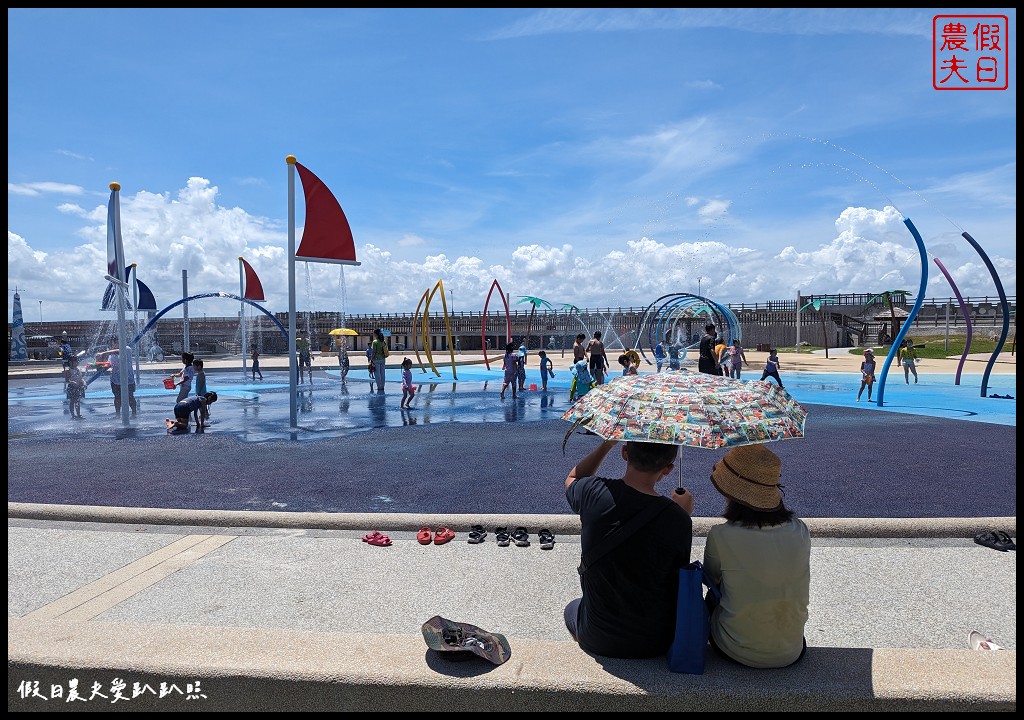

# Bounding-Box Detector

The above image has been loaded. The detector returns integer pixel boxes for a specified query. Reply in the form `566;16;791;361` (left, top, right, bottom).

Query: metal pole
131;264;140;384
795;290;801;352
109;182;131;425
182;269;190;353
287;156;298;428
239;257;247;375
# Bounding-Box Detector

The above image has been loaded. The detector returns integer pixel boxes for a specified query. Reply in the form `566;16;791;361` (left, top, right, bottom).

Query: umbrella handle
675;446;683;491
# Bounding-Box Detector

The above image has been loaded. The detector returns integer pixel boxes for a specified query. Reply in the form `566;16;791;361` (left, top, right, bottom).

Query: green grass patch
775;335;1016;359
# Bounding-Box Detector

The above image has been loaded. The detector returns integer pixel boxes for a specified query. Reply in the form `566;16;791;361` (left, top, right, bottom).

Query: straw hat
711;444;783;511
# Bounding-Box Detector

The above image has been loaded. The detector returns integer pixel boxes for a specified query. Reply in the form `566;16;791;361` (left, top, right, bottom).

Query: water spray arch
131;292;288;349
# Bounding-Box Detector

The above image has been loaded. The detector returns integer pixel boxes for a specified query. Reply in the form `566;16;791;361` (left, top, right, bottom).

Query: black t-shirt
698;333;718;374
566;475;693;658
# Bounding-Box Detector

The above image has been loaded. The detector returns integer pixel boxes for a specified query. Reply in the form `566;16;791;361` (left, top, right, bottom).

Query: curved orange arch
421;279;457;380
482;279;511;370
411;289;430;374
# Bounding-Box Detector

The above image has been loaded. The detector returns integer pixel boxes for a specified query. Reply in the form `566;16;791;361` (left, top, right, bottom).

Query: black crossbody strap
579;498;673;574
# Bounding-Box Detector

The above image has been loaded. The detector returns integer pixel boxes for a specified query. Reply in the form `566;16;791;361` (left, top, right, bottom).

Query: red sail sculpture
240;258;266;301
294;162;358;265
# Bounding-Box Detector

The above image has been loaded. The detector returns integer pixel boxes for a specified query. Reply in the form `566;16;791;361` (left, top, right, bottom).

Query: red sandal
417;527;433;545
365;533;392;547
434;527;456;545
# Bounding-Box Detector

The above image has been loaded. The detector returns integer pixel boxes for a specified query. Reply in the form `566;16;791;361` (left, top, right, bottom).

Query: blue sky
8;8;1017;323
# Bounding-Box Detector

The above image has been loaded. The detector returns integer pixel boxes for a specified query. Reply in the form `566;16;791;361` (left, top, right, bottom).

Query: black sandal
467;524;487;544
512;527;530;547
495;527;510;547
994;530;1016;551
974;530;1013;552
538;529;555;550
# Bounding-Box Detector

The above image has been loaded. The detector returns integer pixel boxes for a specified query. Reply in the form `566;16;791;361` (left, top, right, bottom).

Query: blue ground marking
8;366;1014;445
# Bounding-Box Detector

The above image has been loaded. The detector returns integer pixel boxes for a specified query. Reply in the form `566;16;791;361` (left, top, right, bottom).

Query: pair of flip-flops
538;529;555;550
417;527;455;545
362;531;392;547
973;530;1016;552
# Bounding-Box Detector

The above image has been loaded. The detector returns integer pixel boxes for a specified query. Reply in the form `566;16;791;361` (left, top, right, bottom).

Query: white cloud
6;179;1015;322
396;233;426;248
487;8;930;40
8;181;86;197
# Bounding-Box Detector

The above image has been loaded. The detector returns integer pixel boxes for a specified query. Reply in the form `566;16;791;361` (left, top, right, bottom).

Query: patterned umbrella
561;370;807;453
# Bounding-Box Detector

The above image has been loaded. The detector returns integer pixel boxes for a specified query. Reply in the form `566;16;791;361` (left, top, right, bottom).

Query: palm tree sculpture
799;297;839;359
865;289;912;345
516;296;555;350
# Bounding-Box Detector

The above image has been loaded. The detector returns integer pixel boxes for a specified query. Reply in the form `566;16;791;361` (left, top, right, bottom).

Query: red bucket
162;377;176;390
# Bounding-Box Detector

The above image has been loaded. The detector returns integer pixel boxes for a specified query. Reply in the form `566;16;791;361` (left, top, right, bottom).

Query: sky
8;8;1017;324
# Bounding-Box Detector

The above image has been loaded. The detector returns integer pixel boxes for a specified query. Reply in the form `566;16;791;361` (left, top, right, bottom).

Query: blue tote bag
667;561;720;674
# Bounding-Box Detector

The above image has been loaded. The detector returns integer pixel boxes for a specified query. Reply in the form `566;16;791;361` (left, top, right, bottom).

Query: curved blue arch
656;296;713;349
130;292;288;348
961;232;1011;398
635;293;683;364
636;293;740;367
650;296;706;360
876;218;928;407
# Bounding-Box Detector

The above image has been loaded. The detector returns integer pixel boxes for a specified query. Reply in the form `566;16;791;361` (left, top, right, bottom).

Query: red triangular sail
294;162;358;264
241;258;266;301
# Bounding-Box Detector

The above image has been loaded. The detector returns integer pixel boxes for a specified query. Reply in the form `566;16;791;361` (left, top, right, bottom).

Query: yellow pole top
286;155;296;164
109;182;120;191
238;256;244;260
130;263;137;267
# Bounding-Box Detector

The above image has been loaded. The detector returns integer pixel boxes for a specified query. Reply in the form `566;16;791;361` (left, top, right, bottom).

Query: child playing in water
64;355;86;419
618;353;638;376
760;349;784;388
166;392;217;433
570;359;594;402
400;357;416;408
172;352;196;401
500;343;519;400
192;358;209;419
538;350;555;390
857;348;876;402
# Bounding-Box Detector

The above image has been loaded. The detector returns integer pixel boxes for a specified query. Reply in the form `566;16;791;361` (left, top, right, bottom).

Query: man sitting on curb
563;439;695;658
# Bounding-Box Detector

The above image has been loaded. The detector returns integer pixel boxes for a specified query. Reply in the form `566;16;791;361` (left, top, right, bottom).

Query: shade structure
329;328;359;336
561;370;807;451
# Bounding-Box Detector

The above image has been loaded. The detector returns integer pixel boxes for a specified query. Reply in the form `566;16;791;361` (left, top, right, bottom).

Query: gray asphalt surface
7;406;1016;518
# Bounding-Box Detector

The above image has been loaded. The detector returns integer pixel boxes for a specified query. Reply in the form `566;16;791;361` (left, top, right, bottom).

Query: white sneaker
969;631;1004;651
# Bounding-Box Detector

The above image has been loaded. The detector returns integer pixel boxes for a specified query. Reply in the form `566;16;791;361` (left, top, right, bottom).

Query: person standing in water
337;337;350;385
250;346;263;381
857;349;876;402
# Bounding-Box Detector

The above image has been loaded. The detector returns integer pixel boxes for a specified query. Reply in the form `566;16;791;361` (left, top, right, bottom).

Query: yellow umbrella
329;328;359;336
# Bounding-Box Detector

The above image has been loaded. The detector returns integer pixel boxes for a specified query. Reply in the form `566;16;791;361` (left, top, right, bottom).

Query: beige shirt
703;518;810;668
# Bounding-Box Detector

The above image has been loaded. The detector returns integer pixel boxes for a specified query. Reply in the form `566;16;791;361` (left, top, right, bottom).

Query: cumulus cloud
6;179;1016;322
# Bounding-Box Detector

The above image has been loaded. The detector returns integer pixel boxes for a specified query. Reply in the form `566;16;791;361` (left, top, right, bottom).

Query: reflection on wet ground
7;365;1015;444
